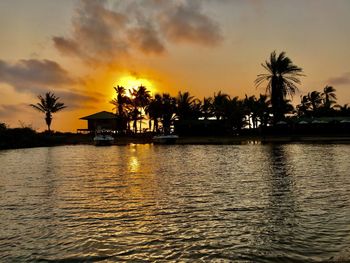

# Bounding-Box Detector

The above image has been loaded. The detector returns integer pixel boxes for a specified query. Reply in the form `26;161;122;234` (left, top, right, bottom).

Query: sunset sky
1;0;350;132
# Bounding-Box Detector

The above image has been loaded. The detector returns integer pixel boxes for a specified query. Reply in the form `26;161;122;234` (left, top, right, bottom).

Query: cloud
53;90;101;110
52;0;223;62
327;72;350;86
0;59;77;93
127;25;165;55
158;1;223;46
53;0;130;62
0;103;30;120
0;58;101;109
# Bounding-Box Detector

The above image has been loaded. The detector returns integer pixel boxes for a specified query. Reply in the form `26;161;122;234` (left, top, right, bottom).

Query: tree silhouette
30;92;66;132
110;85;131;133
322;85;337;110
213;91;230;120
255;51;303;124
201;97;213;120
176;91;197;121
131;85;151;133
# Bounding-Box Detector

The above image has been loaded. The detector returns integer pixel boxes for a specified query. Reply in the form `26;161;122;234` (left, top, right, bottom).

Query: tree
213;91;230;120
130;85;151;133
255;51;304;124
30;92;66;132
308;91;323;113
145;94;162;132
297;95;311;117
201;97;213;120
110;85;131;133
322;85;337;110
160;93;177;134
176;91;197;120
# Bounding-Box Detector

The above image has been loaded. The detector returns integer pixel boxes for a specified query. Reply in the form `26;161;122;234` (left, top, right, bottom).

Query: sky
1;0;350;132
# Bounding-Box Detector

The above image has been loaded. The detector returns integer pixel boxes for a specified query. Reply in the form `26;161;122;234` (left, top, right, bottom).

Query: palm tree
110;85;130;133
30;92;66;132
131;85;151;133
308;91;323;113
213;91;230;120
145;94;162;132
176;91;197;120
201;97;213;120
297;95;311;117
223;97;246;131
322;85;337;110
160;93;177;134
255;51;304;124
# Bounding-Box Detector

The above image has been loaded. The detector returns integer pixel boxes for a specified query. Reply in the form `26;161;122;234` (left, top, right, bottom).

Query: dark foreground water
1;144;350;262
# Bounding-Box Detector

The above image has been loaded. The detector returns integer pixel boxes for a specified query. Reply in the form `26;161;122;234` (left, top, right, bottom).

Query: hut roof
80;111;116;120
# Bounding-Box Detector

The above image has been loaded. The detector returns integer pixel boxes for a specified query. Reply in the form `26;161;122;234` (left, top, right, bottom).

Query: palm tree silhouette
176;91;197;121
255;51;303;124
110;85;131;133
308;91;323;113
30;92;66;132
322;85;337;110
201;97;213;120
131;85;151;133
213;91;230;120
161;93;177;134
145;94;162;132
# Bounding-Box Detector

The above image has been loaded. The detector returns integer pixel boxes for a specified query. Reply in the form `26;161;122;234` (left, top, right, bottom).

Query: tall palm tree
322;85;337;110
161;93;177;134
110;86;128;115
145;94;162;132
131;85;151;133
110;85;131;133
30;92;66;132
255;51;304;124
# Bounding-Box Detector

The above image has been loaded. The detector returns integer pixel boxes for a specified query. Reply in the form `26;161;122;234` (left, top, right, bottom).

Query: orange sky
1;0;350;132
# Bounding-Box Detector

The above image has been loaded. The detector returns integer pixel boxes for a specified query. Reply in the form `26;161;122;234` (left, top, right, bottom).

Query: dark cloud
0;58;100;109
52;0;223;62
54;90;101;110
53;0;130;62
159;1;223;46
127;25;165;55
0;59;76;93
328;72;350;86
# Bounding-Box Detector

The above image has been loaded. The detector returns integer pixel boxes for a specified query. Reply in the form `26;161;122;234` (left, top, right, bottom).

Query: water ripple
1;144;350;262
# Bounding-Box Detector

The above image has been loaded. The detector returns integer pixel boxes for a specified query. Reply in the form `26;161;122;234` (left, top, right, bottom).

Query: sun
114;75;156;97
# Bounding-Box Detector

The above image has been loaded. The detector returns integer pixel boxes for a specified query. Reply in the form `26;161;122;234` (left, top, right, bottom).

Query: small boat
152;134;179;144
93;130;114;146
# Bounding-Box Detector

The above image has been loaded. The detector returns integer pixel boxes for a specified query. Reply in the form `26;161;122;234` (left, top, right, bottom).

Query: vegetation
30;92;66;132
255;51;304;124
105;52;350;136
2;51;350;144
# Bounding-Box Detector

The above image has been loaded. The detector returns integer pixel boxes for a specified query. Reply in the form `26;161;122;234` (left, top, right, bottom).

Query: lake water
1;144;350;262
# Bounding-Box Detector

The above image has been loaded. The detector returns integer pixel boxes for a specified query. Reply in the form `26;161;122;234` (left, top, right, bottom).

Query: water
1;144;350;262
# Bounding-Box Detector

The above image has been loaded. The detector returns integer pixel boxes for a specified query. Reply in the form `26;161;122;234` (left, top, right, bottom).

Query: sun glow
115;75;156;97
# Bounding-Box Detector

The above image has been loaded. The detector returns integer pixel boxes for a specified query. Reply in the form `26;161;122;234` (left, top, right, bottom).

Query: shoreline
2;132;350;150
